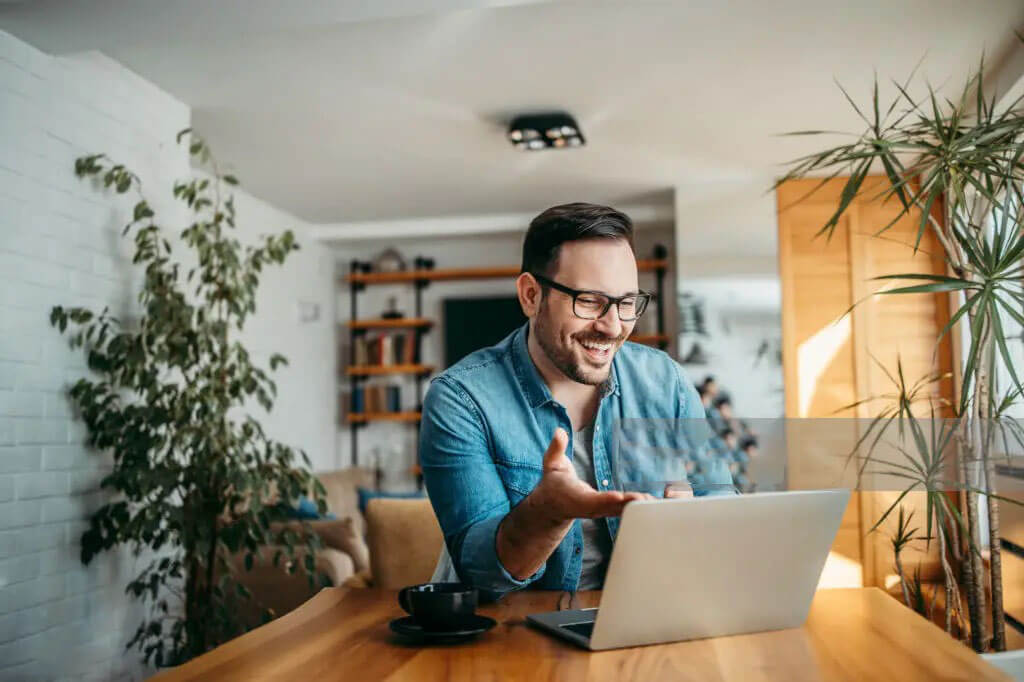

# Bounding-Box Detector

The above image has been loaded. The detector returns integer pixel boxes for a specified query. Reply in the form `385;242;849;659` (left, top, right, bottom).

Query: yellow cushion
365;498;444;589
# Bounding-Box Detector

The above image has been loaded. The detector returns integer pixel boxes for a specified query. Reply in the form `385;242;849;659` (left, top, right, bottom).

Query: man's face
530;239;639;386
719;402;733;419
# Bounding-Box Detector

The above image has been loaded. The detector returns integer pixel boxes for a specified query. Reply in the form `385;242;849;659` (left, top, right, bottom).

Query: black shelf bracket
652;244;668;352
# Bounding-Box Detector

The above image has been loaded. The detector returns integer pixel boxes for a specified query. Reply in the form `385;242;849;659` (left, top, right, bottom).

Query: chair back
365;497;444;589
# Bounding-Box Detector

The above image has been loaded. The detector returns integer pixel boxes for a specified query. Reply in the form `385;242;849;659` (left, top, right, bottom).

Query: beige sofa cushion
316;468;376;534
274;516;371;574
315;547;356;585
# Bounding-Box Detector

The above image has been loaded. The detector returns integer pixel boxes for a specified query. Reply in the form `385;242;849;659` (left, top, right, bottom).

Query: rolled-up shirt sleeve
419;376;545;595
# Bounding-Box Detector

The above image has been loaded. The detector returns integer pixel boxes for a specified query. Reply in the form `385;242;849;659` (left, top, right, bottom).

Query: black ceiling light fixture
507;112;585;151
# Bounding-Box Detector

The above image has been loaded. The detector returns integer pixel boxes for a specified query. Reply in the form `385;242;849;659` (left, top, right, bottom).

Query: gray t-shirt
573;423;613;590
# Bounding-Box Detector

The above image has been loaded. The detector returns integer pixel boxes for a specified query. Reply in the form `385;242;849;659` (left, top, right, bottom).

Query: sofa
227;468;444;627
226;468;376;626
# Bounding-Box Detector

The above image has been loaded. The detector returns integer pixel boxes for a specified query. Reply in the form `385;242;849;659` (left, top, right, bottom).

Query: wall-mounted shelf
347;411;422;424
343;259;669;286
346;318;433;330
346;364;434;377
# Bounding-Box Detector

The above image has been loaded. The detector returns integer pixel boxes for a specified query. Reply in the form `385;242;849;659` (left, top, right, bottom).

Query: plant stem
965;306;992;651
203;499;218;654
895;551;912;608
980;334;1006;650
986;448;1005;650
938;517;956;634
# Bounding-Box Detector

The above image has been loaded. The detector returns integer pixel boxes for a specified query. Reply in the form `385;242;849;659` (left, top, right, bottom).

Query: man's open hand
527;428;647;524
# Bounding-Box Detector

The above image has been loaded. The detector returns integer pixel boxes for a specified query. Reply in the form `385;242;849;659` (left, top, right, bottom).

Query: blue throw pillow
287;495;337;520
356;486;425;514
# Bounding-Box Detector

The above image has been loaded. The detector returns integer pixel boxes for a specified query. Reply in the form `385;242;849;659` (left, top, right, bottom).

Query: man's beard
534;301;626;386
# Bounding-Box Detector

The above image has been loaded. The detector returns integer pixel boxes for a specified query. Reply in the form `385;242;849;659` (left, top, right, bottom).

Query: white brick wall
0;28;337;681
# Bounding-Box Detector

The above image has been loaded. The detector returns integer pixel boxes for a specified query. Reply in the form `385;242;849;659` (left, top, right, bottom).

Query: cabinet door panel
778;177;954;589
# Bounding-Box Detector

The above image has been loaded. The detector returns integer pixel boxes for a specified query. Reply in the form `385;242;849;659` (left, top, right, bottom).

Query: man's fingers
542;428;569;471
664;481;694;499
578;489;649;518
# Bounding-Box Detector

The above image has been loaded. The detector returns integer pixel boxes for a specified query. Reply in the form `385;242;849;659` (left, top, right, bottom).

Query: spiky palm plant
891;506;920;609
780;48;1024;651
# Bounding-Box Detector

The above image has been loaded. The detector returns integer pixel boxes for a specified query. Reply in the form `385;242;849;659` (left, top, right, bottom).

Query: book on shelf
403;331;417;365
353;338;369;366
350;330;418;368
348;384;403;416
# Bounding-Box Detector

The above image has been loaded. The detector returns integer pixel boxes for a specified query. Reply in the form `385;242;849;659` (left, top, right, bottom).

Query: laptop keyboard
560;621;595;638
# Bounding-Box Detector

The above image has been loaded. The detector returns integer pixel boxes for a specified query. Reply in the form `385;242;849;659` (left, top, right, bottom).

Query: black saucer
389;614;497;644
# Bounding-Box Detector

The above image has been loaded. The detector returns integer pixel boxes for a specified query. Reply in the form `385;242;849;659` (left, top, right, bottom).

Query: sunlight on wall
796;315;851;418
816;551;863;588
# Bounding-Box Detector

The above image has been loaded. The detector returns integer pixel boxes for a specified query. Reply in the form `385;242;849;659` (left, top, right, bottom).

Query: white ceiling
3;1;1024;224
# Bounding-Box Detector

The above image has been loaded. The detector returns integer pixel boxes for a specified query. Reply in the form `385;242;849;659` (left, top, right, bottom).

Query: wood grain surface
152;587;1010;681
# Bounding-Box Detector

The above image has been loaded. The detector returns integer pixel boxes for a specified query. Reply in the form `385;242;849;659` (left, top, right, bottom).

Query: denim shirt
419;323;732;598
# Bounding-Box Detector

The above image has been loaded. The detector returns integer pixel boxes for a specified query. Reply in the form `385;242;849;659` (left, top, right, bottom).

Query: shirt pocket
493;459;543;504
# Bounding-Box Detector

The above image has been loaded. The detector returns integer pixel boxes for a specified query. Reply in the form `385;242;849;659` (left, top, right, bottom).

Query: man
733;436;759;493
707;395;734;433
697;383;713;411
700;375;718;401
420;203;732;598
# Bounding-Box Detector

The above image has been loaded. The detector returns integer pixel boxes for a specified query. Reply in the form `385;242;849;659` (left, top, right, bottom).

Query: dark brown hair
520;202;635;277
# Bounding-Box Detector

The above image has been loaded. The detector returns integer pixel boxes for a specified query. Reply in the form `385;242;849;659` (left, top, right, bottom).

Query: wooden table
153;587;1010;681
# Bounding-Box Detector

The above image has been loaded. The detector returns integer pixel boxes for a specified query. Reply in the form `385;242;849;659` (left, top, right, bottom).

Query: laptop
526;488;850;650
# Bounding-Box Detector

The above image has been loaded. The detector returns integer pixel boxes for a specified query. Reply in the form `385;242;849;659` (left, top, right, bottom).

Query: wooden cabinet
998;469;1024;634
777;177;954;588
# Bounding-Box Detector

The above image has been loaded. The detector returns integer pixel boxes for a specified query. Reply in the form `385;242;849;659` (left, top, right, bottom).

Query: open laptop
527;489;850;650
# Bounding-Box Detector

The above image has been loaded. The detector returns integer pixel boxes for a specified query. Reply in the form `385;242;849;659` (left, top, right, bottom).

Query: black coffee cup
398;582;478;631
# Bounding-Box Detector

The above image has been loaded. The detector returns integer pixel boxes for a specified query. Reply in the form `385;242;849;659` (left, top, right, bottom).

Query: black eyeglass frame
529;272;653;321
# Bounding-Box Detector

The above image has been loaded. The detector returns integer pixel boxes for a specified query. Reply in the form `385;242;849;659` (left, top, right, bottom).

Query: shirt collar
512;323;620;409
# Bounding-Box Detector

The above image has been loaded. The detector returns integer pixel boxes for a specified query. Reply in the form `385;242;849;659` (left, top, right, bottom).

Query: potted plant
51;129;327;666
779;50;1024;651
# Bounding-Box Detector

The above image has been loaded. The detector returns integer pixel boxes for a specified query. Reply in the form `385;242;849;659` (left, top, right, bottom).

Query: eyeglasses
530;273;652;321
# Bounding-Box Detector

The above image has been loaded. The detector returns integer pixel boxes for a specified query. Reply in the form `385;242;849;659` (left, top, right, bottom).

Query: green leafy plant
863;404;969;639
891;506;920;610
779;47;1024;651
888;508;934;625
51;129;327;666
907;564;931;621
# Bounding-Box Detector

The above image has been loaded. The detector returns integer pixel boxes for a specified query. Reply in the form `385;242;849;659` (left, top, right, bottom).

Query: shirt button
601;479;609;487
574;546;582;555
